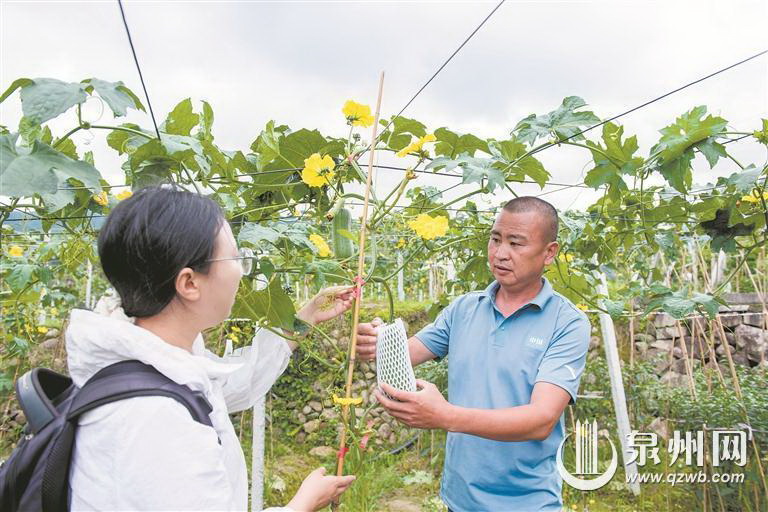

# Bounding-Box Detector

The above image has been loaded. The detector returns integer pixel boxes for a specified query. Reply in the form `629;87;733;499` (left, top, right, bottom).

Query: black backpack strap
41;360;218;512
67;360;215;426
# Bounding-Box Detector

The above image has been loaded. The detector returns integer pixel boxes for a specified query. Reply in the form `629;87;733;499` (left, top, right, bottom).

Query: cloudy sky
2;0;767;213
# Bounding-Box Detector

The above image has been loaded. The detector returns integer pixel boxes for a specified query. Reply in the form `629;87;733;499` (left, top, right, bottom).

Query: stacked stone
632;294;766;386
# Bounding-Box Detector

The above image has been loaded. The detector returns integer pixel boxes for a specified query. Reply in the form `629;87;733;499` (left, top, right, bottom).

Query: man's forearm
408;336;439;367
442;403;558;442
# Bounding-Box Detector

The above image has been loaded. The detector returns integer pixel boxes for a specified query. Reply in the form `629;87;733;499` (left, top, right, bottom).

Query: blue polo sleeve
535;310;590;404
413;300;456;358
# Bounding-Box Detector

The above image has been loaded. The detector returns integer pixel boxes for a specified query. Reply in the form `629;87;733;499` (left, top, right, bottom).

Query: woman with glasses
65;185;356;511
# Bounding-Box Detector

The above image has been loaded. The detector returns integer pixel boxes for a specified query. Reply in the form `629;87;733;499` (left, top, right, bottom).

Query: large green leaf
82;78;145;117
657;150;694;194
428;155;505;193
19;78;88;124
602;298;625;318
434;127;488;158
249;128;328;189
584;123;641;198
381;116;427;151
231;277;296;330
198;100;214;141
161;133;204;158
457;255;493;290
0;135;102;197
650;107;728;194
106;124;152;155
5;263;36;292
695;138;727;168
238;223;282;245
0;78;34;104
279;129;328;167
513;96;600;144
487;138;550;187
653;106;727;163
726;165;761;192
40;173;77;212
18;117;46;146
249;121;288;169
127;139;175;186
164;98;199;136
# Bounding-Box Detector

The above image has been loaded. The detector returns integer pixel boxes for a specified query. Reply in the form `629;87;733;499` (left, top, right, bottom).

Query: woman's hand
287;467;356;511
296;285;354;327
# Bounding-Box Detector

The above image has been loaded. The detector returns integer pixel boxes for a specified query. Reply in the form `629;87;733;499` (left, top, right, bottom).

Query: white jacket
65;295;294;511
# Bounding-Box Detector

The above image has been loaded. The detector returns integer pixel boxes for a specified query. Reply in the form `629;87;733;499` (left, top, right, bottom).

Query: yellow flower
407;214;449;240
342;100;374;127
396;238;406;249
8;245;24;257
741;190;768;203
37;326;48;334
577;303;589;311
558;253;573;263
301;153;336;187
396;134;437;158
309;234;332;257
231;325;241;333
115;189;133;200
333;394;363;406
92;191;108;206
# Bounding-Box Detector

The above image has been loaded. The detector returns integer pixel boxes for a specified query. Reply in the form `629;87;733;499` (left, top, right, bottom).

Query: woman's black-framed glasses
204;247;256;276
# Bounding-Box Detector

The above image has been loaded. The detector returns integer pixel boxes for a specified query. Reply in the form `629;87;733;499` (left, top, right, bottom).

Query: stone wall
631;294;766;386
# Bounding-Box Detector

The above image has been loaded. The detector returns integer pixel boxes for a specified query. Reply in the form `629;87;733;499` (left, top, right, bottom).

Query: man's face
487;210;559;290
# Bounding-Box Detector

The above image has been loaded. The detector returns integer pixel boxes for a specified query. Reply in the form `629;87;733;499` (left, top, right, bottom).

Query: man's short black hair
97;185;224;318
501;196;559;243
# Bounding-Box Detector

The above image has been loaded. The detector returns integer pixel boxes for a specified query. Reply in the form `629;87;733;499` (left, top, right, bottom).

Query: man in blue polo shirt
356;196;590;511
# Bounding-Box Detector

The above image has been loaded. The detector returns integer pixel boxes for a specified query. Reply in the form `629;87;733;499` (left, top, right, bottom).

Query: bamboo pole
335;72;385;480
675;320;697;399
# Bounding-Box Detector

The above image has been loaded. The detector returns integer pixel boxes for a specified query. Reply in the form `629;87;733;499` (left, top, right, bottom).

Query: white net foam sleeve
375;318;417;399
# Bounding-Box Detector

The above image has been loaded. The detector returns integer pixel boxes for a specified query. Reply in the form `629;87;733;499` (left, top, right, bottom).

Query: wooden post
597;271;640;495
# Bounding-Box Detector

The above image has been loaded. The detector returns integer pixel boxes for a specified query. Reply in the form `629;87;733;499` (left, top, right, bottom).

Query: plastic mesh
376;319;417;399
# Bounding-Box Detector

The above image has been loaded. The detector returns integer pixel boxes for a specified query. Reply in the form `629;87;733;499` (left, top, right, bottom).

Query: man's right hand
355;317;382;360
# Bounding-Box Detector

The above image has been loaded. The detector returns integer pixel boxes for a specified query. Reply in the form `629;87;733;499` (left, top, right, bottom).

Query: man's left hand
375;379;453;430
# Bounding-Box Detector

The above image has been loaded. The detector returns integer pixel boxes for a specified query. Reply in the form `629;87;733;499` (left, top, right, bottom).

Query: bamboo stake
629;299;635;369
675;320;697;399
335;72;385;480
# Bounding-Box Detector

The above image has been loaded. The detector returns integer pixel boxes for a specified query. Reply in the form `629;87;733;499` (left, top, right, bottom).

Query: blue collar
482;277;554;311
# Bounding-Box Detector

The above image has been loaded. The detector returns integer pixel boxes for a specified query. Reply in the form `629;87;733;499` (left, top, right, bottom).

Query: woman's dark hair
97;185;225;318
